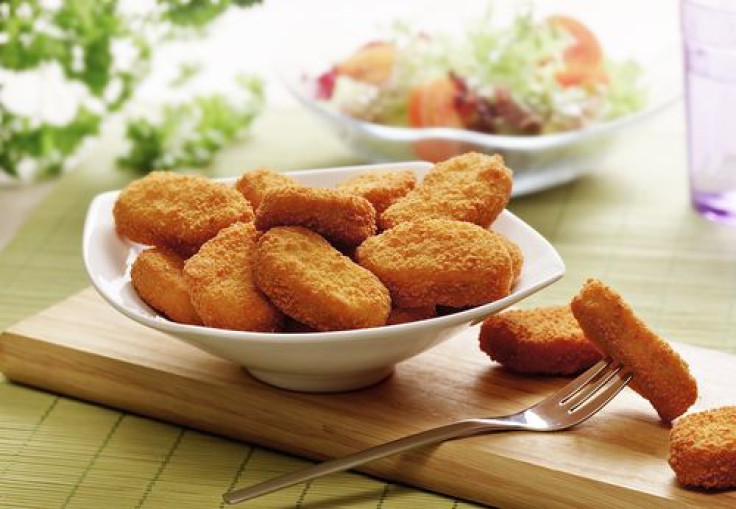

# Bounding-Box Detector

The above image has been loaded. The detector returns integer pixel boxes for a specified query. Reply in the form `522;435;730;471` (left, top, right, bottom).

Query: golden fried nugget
255;226;391;331
255;187;376;248
669;406;736;489
571;278;697;422
235;168;298;209
386;306;436;325
337;170;417;215
356;219;514;308
497;233;523;281
114;172;252;254
183;223;283;332
479;306;601;375
130;247;202;325
379;152;512;230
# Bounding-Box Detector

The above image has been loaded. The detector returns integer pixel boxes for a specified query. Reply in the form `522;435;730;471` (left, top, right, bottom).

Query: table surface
3;3;736;505
3;102;736;509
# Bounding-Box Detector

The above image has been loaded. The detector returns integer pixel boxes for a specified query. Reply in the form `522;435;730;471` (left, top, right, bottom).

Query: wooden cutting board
1;288;734;508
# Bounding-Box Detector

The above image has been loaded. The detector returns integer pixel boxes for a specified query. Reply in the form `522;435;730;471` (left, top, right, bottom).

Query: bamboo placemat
1;105;736;508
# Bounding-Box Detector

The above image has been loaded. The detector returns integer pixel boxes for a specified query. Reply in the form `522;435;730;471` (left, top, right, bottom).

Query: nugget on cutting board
255;226;391;331
235;168;299;209
114;172;252;255
356;219;514;308
130;247;202;326
386;306;436;326
337;169;417;215
379;152;512;230
255;187;377;248
669;406;736;490
478;306;601;375
571;278;697;422
184;223;283;332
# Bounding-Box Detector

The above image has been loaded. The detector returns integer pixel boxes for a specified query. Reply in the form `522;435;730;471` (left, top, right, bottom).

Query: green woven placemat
2;105;736;509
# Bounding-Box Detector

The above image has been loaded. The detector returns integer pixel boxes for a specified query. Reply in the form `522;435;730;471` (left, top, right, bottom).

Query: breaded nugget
669;406;736;489
255;226;391;331
497;233;523;281
571;278;697;422
336;170;417;215
478;306;601;375
386;306;436;326
379;152;512;230
184;222;283;332
130;247;202;325
255;187;377;248
114;172;252;254
235;168;298;209
356;219;514;308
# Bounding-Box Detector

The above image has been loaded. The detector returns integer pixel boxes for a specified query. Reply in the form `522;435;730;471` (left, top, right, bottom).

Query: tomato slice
407;77;469;161
549;15;608;87
407;77;465;128
336;42;396;85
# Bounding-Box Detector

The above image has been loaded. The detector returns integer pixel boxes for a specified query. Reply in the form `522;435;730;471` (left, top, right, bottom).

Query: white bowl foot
247;366;394;393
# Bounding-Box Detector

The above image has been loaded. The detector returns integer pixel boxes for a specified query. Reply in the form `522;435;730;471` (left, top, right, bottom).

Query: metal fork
223;358;630;505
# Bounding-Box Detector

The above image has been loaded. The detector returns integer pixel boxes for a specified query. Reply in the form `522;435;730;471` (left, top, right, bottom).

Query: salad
313;12;645;136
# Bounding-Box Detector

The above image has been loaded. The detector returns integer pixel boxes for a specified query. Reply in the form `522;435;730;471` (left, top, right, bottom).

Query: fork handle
223;419;513;505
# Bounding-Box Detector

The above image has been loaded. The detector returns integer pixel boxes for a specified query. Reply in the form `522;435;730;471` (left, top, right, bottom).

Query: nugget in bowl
356;219;516;308
113;171;252;255
255;226;391;331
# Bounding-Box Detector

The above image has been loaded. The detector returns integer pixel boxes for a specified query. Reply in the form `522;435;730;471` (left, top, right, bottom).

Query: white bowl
82;162;565;392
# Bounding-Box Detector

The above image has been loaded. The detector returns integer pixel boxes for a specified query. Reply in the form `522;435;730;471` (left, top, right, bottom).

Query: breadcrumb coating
386;306;436;325
183;223;283;332
114;171;252;254
379;152;512;230
571;278;697;422
235;168;299;209
496;233;523;281
255;227;391;331
130;247;202;325
479;305;601;375
356;219;514;308
669;406;736;489
337;169;417;215
255;186;377;248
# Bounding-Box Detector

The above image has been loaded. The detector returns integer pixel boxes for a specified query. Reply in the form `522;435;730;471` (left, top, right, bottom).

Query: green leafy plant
119;75;264;173
0;0;261;181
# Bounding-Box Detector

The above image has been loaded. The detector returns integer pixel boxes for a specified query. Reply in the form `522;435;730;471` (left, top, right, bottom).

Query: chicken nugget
496;233;523;281
479;306;601;375
669;406;736;489
571;278;697;422
356;219;514;308
114;172;252;254
235;168;299;209
184;222;283;332
130;247;202;325
386;306;436;326
379;152;512;230
337;170;417;215
255;187;376;248
255;226;390;331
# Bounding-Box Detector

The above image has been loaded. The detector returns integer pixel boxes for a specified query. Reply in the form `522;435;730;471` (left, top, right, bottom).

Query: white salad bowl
277;0;681;196
83;162;565;393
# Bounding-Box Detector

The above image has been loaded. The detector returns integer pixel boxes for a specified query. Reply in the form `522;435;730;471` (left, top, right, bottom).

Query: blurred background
0;0;681;207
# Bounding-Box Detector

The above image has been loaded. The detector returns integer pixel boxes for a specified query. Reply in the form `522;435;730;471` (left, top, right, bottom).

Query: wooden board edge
0;329;691;509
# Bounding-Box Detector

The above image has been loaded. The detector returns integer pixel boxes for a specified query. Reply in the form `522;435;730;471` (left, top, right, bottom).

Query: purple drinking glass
682;0;736;223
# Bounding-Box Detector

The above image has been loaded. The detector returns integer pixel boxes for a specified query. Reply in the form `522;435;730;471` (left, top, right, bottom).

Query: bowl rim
83;163;565;346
